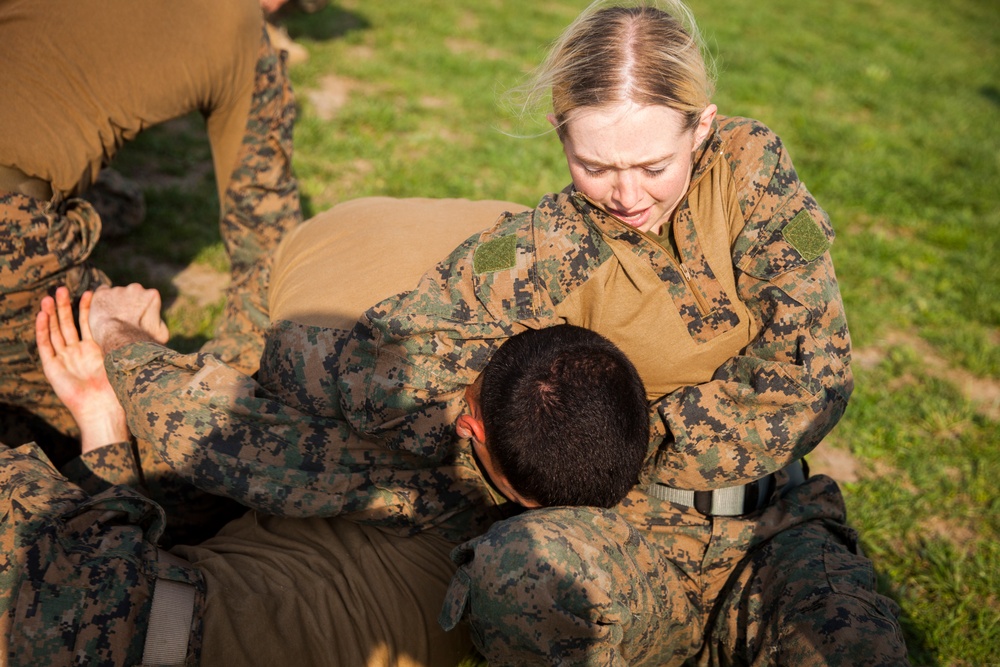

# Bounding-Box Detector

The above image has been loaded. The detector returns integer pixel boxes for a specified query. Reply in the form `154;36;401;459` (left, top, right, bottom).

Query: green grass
97;0;998;664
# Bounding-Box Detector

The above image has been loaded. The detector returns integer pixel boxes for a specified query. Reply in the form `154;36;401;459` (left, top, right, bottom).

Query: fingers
78;290;94;341
39;293;67;355
54;286;80;346
89;283;171;350
35;300;58;364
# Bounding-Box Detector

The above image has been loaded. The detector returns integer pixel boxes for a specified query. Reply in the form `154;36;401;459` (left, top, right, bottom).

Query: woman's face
555;101;716;235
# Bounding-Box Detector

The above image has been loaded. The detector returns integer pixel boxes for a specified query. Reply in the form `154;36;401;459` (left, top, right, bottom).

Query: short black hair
479;324;649;508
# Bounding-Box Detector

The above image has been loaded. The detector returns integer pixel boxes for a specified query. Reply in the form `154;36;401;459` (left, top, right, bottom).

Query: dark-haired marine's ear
457;376;487;443
456;413;485;443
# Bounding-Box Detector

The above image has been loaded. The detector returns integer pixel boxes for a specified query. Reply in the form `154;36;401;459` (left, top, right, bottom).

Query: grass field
96;0;999;664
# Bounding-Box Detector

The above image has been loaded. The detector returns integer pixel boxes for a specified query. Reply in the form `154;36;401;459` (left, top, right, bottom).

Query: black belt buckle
693;490;713;516
692;473;778;517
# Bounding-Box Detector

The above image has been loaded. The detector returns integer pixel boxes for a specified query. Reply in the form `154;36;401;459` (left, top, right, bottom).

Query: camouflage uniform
442;477;906;665
0;441;205;666
106;320;511;544
0;439;475;666
0;0;301;453
328;116;904;663
91;118;904;662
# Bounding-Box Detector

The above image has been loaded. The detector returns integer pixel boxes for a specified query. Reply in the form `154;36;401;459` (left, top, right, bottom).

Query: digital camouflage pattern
105;117;850;536
95;116;901;662
0;192;110;441
0;25;301;452
108;320;509;544
124;29;304;545
200;31;303;375
445;476;908;666
0;442;205;666
0;25;301;664
100;117;847;515
336;115;852;490
440;504;699;666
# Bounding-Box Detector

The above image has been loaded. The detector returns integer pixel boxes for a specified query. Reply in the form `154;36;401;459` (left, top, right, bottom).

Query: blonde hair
509;0;716;136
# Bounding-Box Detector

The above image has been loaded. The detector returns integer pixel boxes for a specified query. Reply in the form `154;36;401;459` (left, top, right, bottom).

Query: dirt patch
305;74;363;121
852;345;885;371
868;458;920;494
169;264;229;307
807;444;861;483
419;95;449;109
345;44;375;62
853;331;1000;421
457;10;479;32
922;516;977;551
130;257;229;308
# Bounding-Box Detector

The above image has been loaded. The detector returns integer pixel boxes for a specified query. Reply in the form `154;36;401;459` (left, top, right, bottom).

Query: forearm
649;245;852;489
103;340;456;522
203;26;302;374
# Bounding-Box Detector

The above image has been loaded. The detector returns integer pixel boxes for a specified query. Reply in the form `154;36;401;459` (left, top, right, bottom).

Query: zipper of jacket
575;191;713;316
677;261;712;314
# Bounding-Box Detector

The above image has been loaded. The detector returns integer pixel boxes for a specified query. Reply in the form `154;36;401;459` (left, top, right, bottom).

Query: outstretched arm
35;287;130;454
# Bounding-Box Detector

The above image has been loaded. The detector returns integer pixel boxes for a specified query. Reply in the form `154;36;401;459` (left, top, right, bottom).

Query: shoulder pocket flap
738;209;833;279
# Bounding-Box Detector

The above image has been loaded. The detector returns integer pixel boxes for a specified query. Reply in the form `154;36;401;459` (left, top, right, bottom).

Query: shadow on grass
867;540;939;667
979;85;1000;108
280;4;371;43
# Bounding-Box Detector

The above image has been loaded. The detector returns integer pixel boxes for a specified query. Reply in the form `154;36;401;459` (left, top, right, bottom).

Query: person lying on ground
0;286;648;666
88;156;908;664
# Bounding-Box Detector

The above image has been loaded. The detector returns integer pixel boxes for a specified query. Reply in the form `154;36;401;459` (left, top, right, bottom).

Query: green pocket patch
782;211;831;262
473;234;517;274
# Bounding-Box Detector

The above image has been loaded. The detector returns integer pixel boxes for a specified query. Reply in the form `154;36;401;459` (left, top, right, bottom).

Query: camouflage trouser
0;193;110;446
0;442;205;666
442;475;909;666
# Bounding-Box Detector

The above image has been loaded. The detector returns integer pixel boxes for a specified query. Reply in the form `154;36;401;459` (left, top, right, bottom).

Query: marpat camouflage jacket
106;116;851;538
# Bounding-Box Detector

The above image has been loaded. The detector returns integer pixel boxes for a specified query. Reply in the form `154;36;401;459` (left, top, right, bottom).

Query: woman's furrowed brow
572;150;677;170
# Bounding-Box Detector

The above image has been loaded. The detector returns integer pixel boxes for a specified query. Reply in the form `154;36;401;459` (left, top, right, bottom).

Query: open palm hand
36;287;129;452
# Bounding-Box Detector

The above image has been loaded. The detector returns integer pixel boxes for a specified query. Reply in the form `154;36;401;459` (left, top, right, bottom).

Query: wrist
75;399;130;454
95;320;159;354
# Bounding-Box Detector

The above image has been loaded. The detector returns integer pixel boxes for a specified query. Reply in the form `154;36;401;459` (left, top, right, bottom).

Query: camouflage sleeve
60;440;143;496
103;325;498;540
104;339;405;517
650;119;852;489
337;222;536;459
200;26;303;375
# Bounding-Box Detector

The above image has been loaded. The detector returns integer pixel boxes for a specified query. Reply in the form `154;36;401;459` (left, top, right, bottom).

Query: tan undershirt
0;0;261;199
270;196;532;331
176;198;527;665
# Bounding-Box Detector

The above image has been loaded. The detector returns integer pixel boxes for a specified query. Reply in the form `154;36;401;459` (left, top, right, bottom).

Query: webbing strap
142;551;196;667
645;483;745;515
646;484;695;507
647;460;804;517
709;485;746;515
